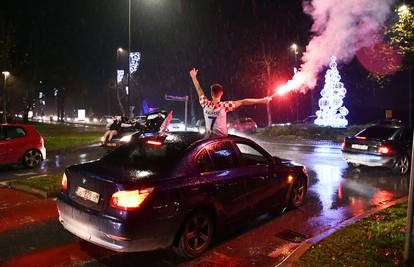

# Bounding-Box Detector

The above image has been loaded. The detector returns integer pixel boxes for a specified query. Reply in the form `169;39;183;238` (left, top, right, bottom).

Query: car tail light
356;136;366;140
377;145;391;155
341;141;346;150
110;188;154;211
145;140;162;146
61;173;68;190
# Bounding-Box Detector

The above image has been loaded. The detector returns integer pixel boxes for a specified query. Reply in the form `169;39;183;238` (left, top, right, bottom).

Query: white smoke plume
275;0;396;95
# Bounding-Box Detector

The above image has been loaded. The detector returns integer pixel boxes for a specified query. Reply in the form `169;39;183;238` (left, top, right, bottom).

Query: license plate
75;186;100;204
352;144;368;150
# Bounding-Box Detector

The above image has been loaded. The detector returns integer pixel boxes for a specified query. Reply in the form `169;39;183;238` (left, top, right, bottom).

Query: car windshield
356;126;399;140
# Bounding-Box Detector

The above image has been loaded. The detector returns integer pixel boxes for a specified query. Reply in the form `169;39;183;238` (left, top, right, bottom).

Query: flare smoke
277;0;395;95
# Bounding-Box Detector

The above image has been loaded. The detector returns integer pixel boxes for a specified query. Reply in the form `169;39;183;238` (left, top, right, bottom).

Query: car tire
347;162;360;168
392;155;410;175
23;149;42;168
173;210;214;259
288;175;306;209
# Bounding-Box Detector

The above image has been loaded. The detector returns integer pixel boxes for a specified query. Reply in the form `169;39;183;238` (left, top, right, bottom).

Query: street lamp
290;44;300;121
290;43;299;74
2;71;10;123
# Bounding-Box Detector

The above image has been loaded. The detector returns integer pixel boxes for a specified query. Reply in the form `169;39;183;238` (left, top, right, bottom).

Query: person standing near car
190;67;271;136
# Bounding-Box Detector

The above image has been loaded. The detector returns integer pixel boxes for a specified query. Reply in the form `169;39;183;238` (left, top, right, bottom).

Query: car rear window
356;126;399;140
102;133;202;174
102;140;187;173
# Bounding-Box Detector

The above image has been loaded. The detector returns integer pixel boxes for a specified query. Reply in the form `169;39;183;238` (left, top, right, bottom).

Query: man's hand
190;68;198;79
189;67;204;97
264;96;272;103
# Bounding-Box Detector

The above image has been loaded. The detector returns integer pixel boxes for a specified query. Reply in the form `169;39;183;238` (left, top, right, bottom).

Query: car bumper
342;151;395;167
57;198;176;252
40;145;47;160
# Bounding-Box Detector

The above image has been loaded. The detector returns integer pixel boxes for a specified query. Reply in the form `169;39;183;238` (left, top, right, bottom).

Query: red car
228;117;258;133
0;124;46;167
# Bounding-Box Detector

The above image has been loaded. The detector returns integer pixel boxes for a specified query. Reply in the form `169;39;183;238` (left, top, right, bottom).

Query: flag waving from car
159;111;172;135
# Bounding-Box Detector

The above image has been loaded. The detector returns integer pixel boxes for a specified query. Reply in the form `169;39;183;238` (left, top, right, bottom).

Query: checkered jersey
199;95;236;136
199;95;236;112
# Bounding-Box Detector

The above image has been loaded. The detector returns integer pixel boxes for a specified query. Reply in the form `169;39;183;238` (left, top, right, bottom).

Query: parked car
57;132;308;258
168;118;186;132
341;124;413;175
228;117;258;133
0;124;46;167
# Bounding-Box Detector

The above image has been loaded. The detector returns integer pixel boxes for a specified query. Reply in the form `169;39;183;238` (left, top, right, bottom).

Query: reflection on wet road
0;144;107;182
259;140;408;230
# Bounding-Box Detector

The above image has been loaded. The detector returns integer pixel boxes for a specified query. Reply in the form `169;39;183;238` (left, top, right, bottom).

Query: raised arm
234;96;272;108
190;68;205;97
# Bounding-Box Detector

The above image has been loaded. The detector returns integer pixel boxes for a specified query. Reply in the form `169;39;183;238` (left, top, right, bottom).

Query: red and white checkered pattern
199;95;236;112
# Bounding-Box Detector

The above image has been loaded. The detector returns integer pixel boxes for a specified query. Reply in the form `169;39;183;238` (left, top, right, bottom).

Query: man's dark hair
210;83;223;97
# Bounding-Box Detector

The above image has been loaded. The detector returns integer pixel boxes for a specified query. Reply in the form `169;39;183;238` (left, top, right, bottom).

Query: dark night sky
1;0;411;125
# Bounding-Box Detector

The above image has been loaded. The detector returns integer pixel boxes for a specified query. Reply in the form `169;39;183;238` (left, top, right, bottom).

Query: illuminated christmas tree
314;56;349;128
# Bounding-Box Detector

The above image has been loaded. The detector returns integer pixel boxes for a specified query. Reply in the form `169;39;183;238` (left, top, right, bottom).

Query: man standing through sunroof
190;67;272;136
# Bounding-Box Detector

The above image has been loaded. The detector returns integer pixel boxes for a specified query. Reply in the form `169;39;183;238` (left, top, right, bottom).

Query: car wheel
23;149;42;168
393;155;410;175
173;210;214;258
347;162;360;168
289;175;306;209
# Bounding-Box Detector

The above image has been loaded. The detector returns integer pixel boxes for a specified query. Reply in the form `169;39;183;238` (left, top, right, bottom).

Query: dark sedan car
342;125;413;175
57;132;308;258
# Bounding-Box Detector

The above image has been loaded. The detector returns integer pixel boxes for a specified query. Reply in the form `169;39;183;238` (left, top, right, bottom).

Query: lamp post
290;43;299;121
399;3;414;262
2;71;10;123
291;43;299;74
127;0;132;118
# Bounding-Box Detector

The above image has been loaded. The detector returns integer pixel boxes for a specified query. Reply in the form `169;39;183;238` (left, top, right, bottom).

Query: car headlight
199;128;206;134
120;134;133;143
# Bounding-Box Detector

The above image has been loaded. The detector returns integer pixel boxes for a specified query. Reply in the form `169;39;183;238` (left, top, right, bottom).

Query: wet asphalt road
0;136;409;266
0;144;107;182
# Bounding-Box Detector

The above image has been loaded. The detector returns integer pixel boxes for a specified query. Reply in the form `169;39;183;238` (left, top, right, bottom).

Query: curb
277;196;408;267
2;179;59;199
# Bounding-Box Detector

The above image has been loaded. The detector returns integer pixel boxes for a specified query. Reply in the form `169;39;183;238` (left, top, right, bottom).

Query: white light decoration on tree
314;56;349;128
129;52;141;74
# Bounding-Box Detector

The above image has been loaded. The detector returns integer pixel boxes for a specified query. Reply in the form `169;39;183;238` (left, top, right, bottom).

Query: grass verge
262;124;367;142
13;174;62;192
295;202;409;266
29;122;102;152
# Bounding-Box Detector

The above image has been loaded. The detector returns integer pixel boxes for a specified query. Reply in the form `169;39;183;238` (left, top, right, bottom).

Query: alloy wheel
24;150;41;168
176;210;214;258
291;176;306;207
397;156;410;175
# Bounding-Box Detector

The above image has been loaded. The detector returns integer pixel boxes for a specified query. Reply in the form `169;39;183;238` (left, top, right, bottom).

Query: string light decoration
129;52;141;74
117;70;124;84
314;56;349;128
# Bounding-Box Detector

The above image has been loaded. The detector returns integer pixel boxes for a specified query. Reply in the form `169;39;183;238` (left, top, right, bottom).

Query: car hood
273;156;303;167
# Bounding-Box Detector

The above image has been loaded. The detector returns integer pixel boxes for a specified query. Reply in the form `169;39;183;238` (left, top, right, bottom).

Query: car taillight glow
146;140;162;146
110;188;154;211
356;136;366;140
377;145;391;155
61;173;68;190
